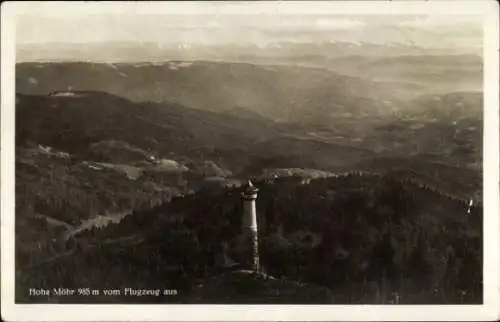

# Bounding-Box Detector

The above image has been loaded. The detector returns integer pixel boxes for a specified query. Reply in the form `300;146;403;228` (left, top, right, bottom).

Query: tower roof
242;180;259;194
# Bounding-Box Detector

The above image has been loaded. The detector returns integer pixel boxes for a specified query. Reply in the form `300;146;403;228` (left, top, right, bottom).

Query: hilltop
16;173;482;304
187;270;334;304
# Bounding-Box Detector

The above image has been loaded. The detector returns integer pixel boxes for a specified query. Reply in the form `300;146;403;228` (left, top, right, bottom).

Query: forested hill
17;172;482;304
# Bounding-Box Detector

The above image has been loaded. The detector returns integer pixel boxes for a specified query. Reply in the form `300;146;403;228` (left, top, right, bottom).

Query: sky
15;10;483;61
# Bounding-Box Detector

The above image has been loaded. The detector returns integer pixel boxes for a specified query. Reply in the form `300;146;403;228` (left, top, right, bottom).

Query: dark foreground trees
16;173;482;304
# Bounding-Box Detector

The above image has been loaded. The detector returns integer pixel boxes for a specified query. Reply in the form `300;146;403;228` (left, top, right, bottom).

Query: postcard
1;1;499;321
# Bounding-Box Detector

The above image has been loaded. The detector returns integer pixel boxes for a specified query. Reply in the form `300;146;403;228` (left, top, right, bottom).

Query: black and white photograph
1;1;499;321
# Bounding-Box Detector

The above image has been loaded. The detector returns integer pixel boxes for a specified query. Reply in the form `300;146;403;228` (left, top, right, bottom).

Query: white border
1;1;499;321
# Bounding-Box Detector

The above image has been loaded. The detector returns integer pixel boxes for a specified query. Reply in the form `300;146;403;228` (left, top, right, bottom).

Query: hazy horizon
16;14;483;62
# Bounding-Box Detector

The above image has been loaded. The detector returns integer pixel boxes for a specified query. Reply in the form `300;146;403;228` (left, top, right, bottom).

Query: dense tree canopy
16;173;482;304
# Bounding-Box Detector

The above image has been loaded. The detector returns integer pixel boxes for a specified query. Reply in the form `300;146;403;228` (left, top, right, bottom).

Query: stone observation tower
240;180;260;272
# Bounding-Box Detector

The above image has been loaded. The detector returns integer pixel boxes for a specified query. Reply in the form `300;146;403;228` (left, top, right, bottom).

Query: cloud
16;14;368;45
314;18;366;30
259;17;366;31
395;16;482;30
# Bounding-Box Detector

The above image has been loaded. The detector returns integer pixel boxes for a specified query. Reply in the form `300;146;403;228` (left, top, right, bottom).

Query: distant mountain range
235;54;482;94
17;40;481;63
15;60;405;122
16;58;483;168
16;59;481;129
